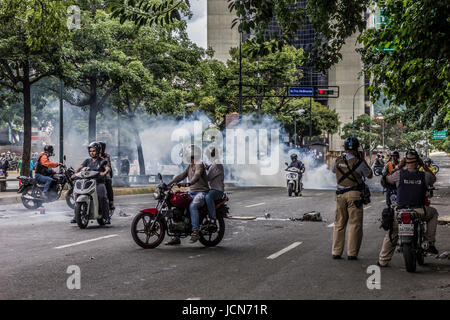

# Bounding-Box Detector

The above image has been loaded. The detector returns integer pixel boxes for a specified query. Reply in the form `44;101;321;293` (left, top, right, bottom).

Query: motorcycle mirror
285;162;289;166
157;173;162;181
63;155;66;161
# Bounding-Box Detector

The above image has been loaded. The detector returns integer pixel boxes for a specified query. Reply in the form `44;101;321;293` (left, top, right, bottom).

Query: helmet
390;151;399;157
87;142;101;156
344;137;360;151
290;153;298;160
97;141;106;154
405;149;419;164
44;145;54;154
424;157;432;163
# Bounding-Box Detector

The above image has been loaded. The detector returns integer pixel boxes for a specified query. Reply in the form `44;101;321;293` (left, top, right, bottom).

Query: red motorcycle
131;174;229;249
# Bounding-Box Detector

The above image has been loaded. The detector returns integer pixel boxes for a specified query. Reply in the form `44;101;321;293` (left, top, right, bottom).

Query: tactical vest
335;156;362;187
397;169;426;208
35;154;53;176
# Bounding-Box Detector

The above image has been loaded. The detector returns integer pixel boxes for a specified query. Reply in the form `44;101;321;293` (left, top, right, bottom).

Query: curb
0;186;157;206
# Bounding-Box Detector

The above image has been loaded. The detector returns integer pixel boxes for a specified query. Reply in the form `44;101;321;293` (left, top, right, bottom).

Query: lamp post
182;103;195;120
59;79;64;164
290;109;305;147
352;84;365;128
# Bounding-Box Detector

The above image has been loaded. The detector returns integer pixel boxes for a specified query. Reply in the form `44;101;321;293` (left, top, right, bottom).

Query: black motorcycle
17;164;75;210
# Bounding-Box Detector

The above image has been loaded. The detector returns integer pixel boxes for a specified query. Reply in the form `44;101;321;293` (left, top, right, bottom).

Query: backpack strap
336;158;362;185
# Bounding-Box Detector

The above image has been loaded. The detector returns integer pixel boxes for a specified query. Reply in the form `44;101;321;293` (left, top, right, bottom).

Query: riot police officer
332;137;373;260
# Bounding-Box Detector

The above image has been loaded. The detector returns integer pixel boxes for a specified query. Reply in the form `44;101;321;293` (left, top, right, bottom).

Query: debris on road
290;211;322;222
437;251;450;260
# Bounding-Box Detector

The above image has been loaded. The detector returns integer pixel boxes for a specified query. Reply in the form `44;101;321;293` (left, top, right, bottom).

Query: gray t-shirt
332;153;372;189
207;160;225;192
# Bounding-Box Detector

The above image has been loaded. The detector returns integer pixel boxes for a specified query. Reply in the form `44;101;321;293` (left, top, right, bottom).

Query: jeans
205;190;224;221
188;191;206;231
35;174;53;194
97;183;110;219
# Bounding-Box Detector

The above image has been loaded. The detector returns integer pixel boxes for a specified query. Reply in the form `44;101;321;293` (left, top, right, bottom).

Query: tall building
207;0;371;151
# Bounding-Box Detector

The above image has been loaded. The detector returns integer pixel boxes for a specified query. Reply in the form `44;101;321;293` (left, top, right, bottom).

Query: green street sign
432;129;447;139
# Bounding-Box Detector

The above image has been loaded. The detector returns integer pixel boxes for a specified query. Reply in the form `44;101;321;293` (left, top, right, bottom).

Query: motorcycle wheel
75;202;90;229
417;248;425;266
65;188;75;209
199;215;225;247
402;243;417;273
131;212;165;249
21;186;42;210
288;184;293;197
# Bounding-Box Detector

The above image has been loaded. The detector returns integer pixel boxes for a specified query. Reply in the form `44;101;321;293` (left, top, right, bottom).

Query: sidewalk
0;172;157;205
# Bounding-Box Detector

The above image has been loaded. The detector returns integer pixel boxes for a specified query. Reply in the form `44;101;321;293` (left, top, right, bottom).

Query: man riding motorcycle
420;158;437;175
98;141;115;211
35;145;63;200
167;145;210;244
71;142;111;224
286;153;305;196
382;151;400;206
378;149;439;267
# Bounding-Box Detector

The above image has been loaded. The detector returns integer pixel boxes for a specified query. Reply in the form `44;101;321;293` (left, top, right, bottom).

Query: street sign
432;129;447;139
288;87;314;97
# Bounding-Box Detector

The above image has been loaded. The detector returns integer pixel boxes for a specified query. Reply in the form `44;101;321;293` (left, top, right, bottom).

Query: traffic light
317;89;334;95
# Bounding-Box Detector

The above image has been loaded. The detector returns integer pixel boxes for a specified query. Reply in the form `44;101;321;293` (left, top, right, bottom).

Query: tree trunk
132;125;145;175
88;101;97;143
21;64;31;177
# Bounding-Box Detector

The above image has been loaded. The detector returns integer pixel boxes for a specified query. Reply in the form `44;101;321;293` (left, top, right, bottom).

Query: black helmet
88;142;101;155
344;137;360;151
424;157;432;163
405;149;419;163
390;151;399;157
97;141;106;154
44;145;54;154
290;153;298;160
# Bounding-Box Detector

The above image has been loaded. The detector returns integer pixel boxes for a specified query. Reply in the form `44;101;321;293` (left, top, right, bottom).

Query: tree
359;0;450;121
341;114;380;155
0;0;69;175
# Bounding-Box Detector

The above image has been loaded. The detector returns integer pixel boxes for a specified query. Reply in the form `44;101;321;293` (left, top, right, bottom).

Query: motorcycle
372;162;384;176
395;188;434;273
130;173;229;249
284;162;303;197
0;169;7;192
73;169;112;229
17;159;75;210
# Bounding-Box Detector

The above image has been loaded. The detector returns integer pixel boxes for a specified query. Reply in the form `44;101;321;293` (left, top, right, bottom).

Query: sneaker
189;230;200;243
377;261;389;268
105;218;111;225
332;255;342;260
347;256;358;260
70;217;76;223
165;237;181;246
426;245;439;255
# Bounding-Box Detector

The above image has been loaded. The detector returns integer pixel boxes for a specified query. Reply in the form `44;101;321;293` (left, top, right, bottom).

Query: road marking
364;206;372;210
315;193;324;196
381;200;386;203
267;242;302;260
186;297;201;300
54;234;119;249
245;202;265;208
327;223;334;228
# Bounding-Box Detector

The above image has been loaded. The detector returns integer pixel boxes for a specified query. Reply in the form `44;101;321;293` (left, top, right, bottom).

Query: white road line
186;297;201;300
315;193;324;196
267;242;302;260
54;234;119;249
327;223;335;228
245;202;265;208
364;206;372;210
381;200;386;203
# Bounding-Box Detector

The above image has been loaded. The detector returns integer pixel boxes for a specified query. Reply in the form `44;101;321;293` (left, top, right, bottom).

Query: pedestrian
120;156;130;176
331;137;373;260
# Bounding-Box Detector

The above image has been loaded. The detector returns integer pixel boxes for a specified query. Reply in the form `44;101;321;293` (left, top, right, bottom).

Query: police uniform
378;168;438;265
332;153;372;258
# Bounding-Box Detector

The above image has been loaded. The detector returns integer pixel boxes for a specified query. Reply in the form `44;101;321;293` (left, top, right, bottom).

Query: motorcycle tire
75;202;90;229
417;248;425;266
199;215;225;247
21;186;42;210
402;243;417;273
65;188;75;209
288;184;293;197
131;212;165;249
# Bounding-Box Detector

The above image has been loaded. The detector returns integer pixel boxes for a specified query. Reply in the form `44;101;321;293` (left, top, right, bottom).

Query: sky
185;0;207;49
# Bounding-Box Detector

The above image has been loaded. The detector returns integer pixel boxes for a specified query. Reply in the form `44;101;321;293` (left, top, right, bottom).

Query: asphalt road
1;179;449;300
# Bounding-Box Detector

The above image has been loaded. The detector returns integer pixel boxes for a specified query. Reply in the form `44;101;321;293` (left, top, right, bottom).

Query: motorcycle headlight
85;181;93;189
153;191;160;200
76;181;83;189
290;173;297;179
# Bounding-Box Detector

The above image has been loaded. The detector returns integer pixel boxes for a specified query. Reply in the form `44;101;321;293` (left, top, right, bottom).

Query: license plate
399;223;414;236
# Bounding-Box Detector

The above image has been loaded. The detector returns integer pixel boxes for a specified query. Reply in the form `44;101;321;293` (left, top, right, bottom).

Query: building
206;0;372;152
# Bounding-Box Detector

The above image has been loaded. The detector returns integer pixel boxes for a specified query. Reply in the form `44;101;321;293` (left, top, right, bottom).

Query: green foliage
341;114;380;152
228;0;370;71
359;0;450;121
